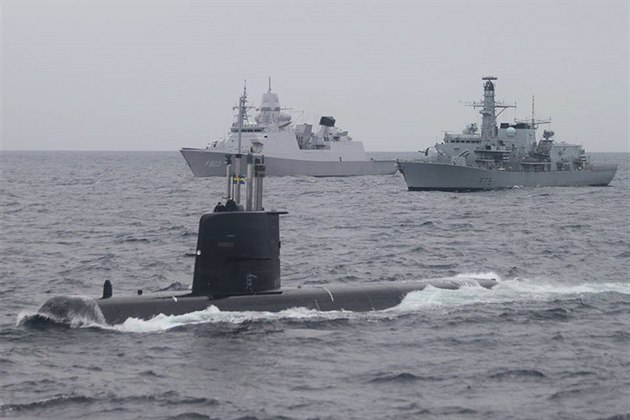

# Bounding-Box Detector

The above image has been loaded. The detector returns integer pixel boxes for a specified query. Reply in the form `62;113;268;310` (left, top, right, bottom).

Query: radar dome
506;127;516;137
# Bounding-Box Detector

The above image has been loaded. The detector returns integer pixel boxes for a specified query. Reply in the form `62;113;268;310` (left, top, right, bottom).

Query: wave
487;368;546;379
168;413;211;420
112;306;352;333
367;372;427;383
0;391;217;417
1;394;95;416
397;273;630;312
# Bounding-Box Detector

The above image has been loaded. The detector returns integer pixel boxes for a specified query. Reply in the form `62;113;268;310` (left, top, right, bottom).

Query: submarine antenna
254;156;265;211
234;81;246;205
246;154;254;211
225;155;232;199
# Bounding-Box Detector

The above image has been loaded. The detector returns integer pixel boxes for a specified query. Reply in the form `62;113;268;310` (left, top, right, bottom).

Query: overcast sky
1;1;628;152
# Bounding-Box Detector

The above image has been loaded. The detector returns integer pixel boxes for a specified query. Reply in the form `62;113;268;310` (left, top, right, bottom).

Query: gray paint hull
398;161;617;191
181;148;397;177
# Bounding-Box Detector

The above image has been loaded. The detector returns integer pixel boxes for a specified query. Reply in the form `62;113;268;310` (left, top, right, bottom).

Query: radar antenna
461;76;515;139
531;95;535;127
462;76;515;119
232;80;255;127
515;95;551;129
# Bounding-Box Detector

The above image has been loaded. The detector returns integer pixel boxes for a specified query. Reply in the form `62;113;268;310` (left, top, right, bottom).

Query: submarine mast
233;81;248;204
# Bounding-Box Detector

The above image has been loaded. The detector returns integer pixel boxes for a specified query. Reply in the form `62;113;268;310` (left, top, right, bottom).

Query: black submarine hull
94;279;497;325
35;202;498;327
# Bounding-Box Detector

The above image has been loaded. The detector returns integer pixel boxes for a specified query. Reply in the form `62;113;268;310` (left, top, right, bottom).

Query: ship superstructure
181;80;396;177
398;76;617;191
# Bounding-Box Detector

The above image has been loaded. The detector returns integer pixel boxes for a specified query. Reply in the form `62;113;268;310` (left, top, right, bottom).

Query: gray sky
2;1;628;152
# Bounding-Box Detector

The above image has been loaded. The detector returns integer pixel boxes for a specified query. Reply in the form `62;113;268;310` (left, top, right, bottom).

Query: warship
32;97;495;326
180;80;397;177
397;76;617;191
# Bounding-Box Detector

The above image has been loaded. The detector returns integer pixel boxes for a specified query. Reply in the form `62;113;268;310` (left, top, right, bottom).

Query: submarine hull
92;279;497;325
36;202;499;327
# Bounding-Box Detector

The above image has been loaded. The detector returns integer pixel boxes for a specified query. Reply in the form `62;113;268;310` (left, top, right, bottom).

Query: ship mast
236;80;247;155
465;76;515;141
531;95;535;128
480;76;497;139
519;94;551;130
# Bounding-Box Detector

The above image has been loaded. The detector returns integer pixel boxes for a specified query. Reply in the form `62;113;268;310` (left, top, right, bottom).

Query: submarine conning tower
192;154;287;297
191;210;285;296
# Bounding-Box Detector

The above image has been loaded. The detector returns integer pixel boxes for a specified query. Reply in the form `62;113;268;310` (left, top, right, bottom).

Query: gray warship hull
398;161;617;191
181;148;398;177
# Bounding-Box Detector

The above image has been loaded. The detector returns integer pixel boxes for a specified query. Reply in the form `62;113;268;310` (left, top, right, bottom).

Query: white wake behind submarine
36;101;496;327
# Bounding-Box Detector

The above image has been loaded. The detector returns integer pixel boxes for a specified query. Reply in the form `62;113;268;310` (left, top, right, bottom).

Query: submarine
36;99;497;326
37;154;497;326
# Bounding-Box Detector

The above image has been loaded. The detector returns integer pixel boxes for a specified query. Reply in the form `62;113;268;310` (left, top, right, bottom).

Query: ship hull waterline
181;148;398;177
39;279;497;326
398;161;617;191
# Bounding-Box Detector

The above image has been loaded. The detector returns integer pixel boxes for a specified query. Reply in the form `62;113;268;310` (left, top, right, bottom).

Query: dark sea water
1;151;629;420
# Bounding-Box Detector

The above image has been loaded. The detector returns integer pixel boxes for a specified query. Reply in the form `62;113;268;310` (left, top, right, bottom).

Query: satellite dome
506;127;516;137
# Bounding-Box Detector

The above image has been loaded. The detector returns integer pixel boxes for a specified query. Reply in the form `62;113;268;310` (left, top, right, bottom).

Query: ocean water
0;151;629;419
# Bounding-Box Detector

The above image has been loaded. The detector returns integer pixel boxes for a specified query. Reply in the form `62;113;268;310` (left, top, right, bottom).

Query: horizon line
1;149;628;154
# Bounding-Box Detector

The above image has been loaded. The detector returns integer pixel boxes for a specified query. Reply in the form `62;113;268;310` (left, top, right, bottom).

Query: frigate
181;80;397;177
397;77;617;191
